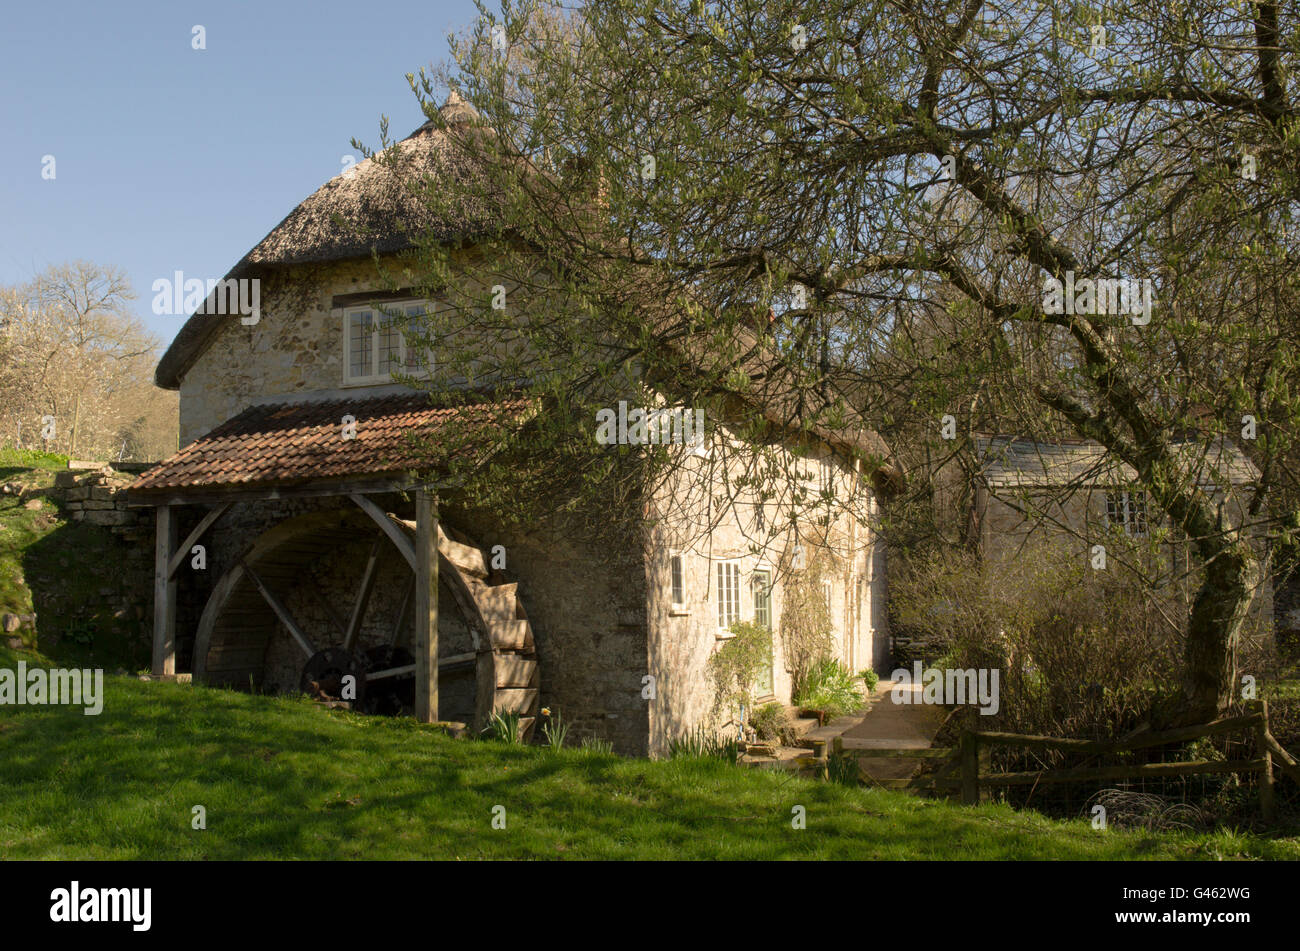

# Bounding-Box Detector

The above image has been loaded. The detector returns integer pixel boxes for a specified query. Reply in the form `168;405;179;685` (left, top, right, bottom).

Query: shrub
749;701;789;742
706;620;773;730
889;540;1183;737
794;658;865;720
859;669;879;692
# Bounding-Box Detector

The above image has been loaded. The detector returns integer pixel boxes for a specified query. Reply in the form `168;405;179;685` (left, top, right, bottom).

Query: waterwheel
191;508;541;738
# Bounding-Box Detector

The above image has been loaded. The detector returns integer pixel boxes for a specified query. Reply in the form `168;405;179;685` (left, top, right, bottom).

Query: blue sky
0;0;483;348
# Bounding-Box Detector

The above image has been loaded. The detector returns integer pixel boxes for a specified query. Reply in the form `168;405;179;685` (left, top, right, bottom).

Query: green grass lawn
1;646;1297;860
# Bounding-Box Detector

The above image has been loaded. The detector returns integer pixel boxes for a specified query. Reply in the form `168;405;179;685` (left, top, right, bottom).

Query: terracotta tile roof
131;393;530;494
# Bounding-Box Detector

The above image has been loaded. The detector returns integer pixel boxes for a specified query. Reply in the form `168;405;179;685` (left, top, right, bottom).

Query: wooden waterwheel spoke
240;557;316;658
344;533;385;651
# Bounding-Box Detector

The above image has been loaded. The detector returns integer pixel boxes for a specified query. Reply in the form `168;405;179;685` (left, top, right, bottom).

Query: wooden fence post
961;729;980;805
1258;700;1276;823
811;738;828;780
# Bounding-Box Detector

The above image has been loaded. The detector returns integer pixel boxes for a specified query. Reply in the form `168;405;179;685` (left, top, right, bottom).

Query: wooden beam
368;652;475;681
388;576;415;647
167;503;231;579
1258;701;1276;822
151;505;179;676
973;714;1263;754
350;493;416;569
343;533;385;650
414;488;439;723
127;478;413;508
241;558;316;658
1261;730;1300;786
978;758;1265;787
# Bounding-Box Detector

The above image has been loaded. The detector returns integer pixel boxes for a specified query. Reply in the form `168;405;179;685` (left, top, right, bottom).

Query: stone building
129;94;899;756
931;434;1272;653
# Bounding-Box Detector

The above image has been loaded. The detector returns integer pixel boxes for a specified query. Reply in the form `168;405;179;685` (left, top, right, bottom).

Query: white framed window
819;457;835;496
716;560;741;632
752;567;774;698
343;300;433;384
1106;490;1148;536
669;552;687;614
822;580;833;612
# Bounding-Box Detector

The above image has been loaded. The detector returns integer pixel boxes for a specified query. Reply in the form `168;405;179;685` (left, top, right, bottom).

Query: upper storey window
343;301;431;385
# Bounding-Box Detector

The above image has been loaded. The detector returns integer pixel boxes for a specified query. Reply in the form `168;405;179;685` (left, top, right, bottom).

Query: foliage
667;725;740;763
889;540;1186;737
749;701;789;742
579;735;614;755
63;617;95;648
859;669;879;692
0;446;68;471
422;0;1300;725
706;620;773;728
540;707;568;750
794;658;866;721
0;263;177;461
778;544;838;690
482;709;524;743
828;751;862;787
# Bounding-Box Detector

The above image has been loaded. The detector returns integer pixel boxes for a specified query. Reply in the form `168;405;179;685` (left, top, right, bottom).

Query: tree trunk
1156;539;1259;728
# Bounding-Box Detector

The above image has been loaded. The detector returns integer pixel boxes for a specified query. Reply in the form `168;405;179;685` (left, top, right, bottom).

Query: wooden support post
960;730;980;806
152;504;178;676
414;488;439;723
166;502;230;579
1258;700;1276;823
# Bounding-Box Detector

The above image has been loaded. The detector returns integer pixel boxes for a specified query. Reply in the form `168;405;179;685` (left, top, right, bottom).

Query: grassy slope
1;648;1297;861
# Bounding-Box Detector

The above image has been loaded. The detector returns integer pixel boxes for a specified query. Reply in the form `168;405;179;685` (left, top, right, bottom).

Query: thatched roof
155;92;494;389
153;93;902;493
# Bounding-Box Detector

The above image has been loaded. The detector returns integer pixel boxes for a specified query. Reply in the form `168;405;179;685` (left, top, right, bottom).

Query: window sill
669;605;691;617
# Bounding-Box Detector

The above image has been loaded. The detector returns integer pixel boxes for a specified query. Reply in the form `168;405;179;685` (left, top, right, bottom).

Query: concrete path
835;681;948;782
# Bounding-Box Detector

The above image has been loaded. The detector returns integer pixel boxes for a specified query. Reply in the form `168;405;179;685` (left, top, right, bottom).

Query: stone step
787;716;820;740
798;712;868;749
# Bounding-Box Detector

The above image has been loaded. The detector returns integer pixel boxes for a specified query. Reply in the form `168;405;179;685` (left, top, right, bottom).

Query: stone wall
644;431;883;755
176;254;499;445
442;502;651;755
41;466;155;657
